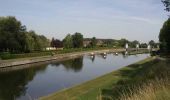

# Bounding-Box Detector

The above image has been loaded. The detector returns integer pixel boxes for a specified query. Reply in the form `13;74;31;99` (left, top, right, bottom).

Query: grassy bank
39;56;169;100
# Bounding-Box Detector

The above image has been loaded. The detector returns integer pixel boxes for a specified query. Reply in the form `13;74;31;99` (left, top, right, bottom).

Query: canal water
0;53;149;100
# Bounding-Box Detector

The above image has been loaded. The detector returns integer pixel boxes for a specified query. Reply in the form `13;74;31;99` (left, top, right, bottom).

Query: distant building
83;38;106;47
83;39;91;47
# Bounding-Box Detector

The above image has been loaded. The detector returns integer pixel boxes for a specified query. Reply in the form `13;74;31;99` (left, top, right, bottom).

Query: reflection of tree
0;64;47;100
61;57;84;72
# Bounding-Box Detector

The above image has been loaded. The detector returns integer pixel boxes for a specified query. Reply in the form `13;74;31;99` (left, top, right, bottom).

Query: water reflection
0;53;149;100
51;57;84;72
90;55;95;62
0;65;47;100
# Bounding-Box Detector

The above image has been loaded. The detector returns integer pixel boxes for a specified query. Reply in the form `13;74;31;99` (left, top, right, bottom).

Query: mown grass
39;57;156;100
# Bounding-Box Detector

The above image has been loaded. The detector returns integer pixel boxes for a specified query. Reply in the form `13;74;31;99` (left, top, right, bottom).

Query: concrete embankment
0;49;126;68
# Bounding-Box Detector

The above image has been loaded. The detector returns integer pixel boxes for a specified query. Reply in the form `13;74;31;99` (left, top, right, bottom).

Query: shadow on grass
101;58;170;100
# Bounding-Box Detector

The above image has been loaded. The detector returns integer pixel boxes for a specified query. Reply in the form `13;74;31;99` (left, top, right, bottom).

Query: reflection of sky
0;0;167;42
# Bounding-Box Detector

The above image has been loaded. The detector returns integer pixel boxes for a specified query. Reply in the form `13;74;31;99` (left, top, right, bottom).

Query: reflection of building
125;43;128;51
46;47;63;51
136;44;139;51
46;47;56;50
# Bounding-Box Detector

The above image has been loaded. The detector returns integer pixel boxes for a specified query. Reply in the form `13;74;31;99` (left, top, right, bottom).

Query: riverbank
40;56;170;100
39;57;154;100
0;48;147;68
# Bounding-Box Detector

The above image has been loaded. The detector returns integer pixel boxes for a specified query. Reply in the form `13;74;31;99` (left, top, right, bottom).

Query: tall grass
120;78;170;100
100;58;170;100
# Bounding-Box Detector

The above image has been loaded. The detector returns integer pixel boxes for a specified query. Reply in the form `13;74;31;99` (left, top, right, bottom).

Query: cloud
0;0;167;42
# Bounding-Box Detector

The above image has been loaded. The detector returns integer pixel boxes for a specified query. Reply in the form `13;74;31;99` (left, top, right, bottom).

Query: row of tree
51;34;158;49
0;16;160;53
51;33;84;49
0;16;50;53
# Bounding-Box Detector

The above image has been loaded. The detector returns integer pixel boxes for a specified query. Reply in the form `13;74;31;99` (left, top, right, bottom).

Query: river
0;53;149;100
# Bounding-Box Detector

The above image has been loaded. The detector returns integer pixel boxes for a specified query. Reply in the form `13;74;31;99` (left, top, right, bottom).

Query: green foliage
159;18;170;53
118;39;129;47
101;58;170;100
129;40;139;48
0;16;49;53
90;37;97;48
0;16;26;52
149;40;157;48
140;43;147;48
63;34;73;49
72;32;83;48
162;0;170;12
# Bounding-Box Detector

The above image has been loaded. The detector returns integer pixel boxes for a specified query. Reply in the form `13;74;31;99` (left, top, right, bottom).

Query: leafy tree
54;39;63;48
51;37;55;48
63;34;73;49
24;32;35;52
0;16;49;53
159;18;170;53
149;40;156;48
72;32;83;48
90;37;97;48
140;43;147;48
162;0;170;12
129;40;140;48
103;39;114;47
118;39;129;47
0;16;26;53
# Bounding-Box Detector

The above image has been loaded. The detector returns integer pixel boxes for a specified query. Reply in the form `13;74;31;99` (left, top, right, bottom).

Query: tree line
51;34;158;49
0;16;49;53
0;16;159;54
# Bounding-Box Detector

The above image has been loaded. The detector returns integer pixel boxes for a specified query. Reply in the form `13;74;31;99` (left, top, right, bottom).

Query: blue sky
0;0;168;42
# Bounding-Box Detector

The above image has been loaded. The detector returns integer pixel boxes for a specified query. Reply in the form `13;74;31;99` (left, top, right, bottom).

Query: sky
0;0;168;42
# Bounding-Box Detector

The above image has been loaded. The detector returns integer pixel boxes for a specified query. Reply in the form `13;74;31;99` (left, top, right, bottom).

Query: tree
159;18;170;53
129;40;140;48
0;16;49;53
50;38;63;48
25;31;49;52
90;37;97;48
72;32;83;48
140;43;147;48
118;39;129;47
51;37;55;47
0;16;26;53
63;34;73;49
162;0;170;12
149;40;156;48
54;39;63;48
